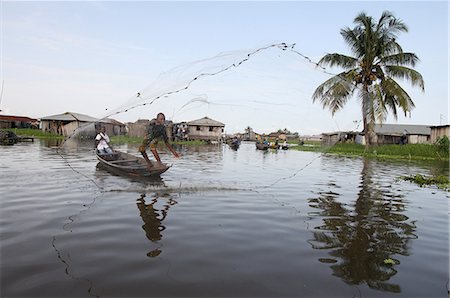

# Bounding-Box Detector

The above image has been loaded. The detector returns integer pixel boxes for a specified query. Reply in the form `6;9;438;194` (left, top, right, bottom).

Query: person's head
156;113;166;125
100;126;106;133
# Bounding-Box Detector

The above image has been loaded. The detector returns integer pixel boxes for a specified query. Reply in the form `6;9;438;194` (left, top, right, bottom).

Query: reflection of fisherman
136;194;177;257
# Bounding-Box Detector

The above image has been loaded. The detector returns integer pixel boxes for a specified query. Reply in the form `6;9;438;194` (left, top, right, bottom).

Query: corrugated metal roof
40;112;99;122
101;118;125;125
187;116;225;127
374;124;431;135
0;115;38;122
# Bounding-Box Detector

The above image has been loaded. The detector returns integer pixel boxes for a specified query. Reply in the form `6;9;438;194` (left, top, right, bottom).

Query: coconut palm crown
312;11;425;146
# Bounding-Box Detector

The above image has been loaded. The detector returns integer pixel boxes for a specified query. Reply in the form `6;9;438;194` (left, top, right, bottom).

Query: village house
40;112;125;137
243;127;256;141
321;131;359;146
0;115;39;129
321;123;433;146
430;125;450;143
371;124;431;145
186;116;225;142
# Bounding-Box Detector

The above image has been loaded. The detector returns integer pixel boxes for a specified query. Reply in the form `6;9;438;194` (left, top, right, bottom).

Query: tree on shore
312;11;425;146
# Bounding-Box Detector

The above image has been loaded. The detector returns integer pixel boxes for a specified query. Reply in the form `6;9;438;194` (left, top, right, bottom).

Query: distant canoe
228;140;240;150
255;142;269;150
96;150;171;177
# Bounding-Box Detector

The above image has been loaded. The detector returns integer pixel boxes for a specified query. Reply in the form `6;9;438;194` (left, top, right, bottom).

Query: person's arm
165;141;180;158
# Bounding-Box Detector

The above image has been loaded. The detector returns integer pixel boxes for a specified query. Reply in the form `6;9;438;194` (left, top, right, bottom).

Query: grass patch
400;174;450;190
5;128;63;139
110;135;143;144
290;143;449;161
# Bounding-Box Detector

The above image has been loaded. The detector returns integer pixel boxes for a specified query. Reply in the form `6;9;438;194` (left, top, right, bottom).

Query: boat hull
96;150;171;177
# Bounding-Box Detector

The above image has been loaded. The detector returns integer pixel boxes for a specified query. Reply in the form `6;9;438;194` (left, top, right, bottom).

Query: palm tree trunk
362;86;372;149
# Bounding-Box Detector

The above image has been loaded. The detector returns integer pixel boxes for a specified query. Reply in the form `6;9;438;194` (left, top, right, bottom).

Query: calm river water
1;140;448;297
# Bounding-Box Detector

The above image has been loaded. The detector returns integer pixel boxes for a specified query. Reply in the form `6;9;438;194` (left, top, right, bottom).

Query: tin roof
40;112;123;125
187;116;225;127
374;124;431;135
40;112;99;122
0;115;38;122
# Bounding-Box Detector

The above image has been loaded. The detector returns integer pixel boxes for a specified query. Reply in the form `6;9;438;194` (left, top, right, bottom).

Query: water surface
1;140;448;297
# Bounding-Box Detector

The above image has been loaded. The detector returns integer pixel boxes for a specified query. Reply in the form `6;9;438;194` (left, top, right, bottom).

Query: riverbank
5;128;63;139
7;129;447;161
290;143;449;161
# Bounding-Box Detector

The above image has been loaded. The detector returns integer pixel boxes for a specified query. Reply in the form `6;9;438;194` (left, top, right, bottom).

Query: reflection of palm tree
308;158;417;293
136;193;177;257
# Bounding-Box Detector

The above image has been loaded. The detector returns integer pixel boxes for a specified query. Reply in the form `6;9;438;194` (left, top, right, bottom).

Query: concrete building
186;116;225;142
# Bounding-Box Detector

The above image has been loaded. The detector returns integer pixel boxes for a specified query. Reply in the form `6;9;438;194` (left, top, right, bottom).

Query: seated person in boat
139;113;180;166
95;126;113;154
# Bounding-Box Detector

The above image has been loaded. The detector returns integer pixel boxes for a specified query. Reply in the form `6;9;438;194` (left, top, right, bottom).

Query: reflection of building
40;112;125;137
186;116;225;142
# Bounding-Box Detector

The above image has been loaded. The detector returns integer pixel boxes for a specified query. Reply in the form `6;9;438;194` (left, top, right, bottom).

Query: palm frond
380;77;416;116
370;84;388;123
318;54;358;69
340;27;364;56
380;52;419;67
384;66;425;91
312;72;355;115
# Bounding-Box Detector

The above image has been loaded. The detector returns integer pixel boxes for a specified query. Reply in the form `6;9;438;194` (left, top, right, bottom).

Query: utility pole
0;80;4;112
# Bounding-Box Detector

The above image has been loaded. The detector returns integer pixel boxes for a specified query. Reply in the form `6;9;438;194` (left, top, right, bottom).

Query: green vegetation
110;135;143;144
400;174;450;190
291;143;449;161
5;128;63;139
435;135;449;157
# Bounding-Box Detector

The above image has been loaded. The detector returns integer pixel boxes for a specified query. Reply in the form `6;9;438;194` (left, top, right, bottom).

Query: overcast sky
1;1;448;134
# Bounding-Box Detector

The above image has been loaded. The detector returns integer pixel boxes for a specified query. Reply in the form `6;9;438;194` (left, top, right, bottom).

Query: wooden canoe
255;142;269;150
96;150;171;177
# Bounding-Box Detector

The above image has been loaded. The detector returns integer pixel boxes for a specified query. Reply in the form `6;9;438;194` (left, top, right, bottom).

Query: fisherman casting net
58;42;364;191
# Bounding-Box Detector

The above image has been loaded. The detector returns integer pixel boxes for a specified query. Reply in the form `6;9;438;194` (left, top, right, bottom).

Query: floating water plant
401;174;450;190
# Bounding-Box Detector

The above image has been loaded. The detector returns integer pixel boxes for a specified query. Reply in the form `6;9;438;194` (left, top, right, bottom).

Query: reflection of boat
256;142;269;150
96;150;171;177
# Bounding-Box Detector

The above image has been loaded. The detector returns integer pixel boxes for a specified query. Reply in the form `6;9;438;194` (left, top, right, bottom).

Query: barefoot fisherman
139;113;180;167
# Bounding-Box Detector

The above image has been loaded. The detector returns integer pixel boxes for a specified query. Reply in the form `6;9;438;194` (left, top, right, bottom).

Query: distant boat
96;150;171;177
0;130;18;145
255;142;269;150
228;139;240;150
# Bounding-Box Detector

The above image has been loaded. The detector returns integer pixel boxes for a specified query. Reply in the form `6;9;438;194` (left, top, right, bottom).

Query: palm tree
313;11;425;146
